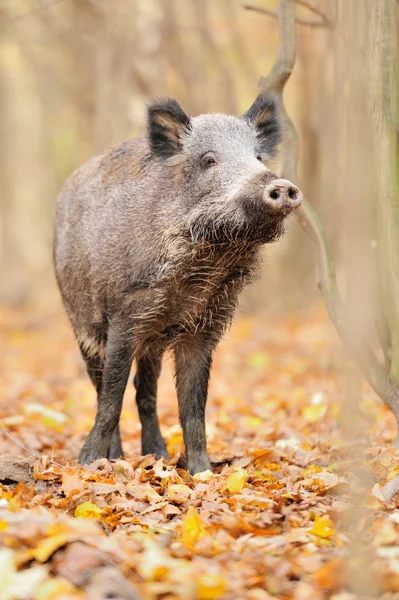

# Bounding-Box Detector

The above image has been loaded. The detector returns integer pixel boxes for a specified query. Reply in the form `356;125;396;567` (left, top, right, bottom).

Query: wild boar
53;95;302;474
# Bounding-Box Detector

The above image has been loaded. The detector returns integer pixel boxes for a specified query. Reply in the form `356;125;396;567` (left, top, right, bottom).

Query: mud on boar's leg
134;352;168;458
174;343;213;475
78;323;134;465
79;346;124;460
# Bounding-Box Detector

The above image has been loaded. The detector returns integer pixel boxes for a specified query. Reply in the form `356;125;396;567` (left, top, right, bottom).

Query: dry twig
1;421;63;468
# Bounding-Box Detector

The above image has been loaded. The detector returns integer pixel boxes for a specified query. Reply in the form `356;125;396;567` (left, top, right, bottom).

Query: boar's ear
242;95;282;158
147;99;192;159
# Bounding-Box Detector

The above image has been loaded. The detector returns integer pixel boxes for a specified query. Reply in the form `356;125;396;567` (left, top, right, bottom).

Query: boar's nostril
263;179;302;212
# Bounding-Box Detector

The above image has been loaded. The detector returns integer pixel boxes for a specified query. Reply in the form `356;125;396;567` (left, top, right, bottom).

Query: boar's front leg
134;352;168;458
79;323;134;465
80;348;124;460
174;342;213;475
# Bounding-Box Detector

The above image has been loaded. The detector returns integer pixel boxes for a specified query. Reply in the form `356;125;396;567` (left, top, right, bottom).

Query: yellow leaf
303;465;323;474
225;469;247;493
74;502;103;519
34;577;79;600
263;463;281;472
302;404;327;423
167;484;194;503
245;416;263;428
24;403;67;431
0;520;8;531
167;431;184;455
34;534;72;562
181;507;208;549
197;574;227;599
310;515;335;538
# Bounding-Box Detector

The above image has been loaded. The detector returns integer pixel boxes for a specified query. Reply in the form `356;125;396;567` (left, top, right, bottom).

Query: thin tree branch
244;4;330;28
258;0;399;432
295;0;332;25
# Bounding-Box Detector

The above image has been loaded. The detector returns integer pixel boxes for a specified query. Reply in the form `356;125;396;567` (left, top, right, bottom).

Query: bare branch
295;0;332;25
258;0;399;431
244;4;329;28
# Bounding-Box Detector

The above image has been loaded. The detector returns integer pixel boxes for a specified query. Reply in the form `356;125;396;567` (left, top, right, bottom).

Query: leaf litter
1;305;399;599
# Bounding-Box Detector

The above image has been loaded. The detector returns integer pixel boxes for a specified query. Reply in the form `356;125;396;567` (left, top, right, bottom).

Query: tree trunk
366;1;399;381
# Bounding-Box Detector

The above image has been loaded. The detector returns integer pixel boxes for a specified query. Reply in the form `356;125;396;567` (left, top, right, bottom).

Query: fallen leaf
224;469;247;493
302;404;327;423
197;573;227;599
180;506;208;549
62;467;85;497
167;484;195;502
310;515;335;538
34;534;73;563
33;577;80;599
74;502;103;519
24;403;67;431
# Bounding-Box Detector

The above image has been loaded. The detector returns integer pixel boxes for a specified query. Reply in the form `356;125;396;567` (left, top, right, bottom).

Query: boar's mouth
186;200;287;246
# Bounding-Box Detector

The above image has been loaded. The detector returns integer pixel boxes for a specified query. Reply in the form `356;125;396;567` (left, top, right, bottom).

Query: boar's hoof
108;447;124;460
187;455;212;476
108;432;124;460
78;442;108;466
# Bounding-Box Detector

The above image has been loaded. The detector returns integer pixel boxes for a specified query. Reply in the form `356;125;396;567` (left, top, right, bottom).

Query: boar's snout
263;179;302;214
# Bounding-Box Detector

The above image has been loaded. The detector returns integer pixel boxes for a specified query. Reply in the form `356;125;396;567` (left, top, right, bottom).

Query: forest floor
1;303;399;600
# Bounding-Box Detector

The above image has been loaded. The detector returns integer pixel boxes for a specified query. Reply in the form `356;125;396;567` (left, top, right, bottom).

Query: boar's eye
256;154;263;162
201;154;217;168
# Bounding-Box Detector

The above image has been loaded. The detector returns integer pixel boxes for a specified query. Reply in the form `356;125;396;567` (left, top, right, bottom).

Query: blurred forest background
1;0;340;315
0;0;397;329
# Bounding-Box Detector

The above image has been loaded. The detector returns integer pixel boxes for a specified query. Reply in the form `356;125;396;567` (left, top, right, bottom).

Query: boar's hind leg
78;324;134;465
134;352;168;458
174;343;213;475
79;346;124;460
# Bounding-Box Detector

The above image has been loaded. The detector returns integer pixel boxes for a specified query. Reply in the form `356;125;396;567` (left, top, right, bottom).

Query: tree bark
367;1;399;381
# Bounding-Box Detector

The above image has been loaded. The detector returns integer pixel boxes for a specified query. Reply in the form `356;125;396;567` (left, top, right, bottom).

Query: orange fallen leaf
61;467;85;497
315;559;343;591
